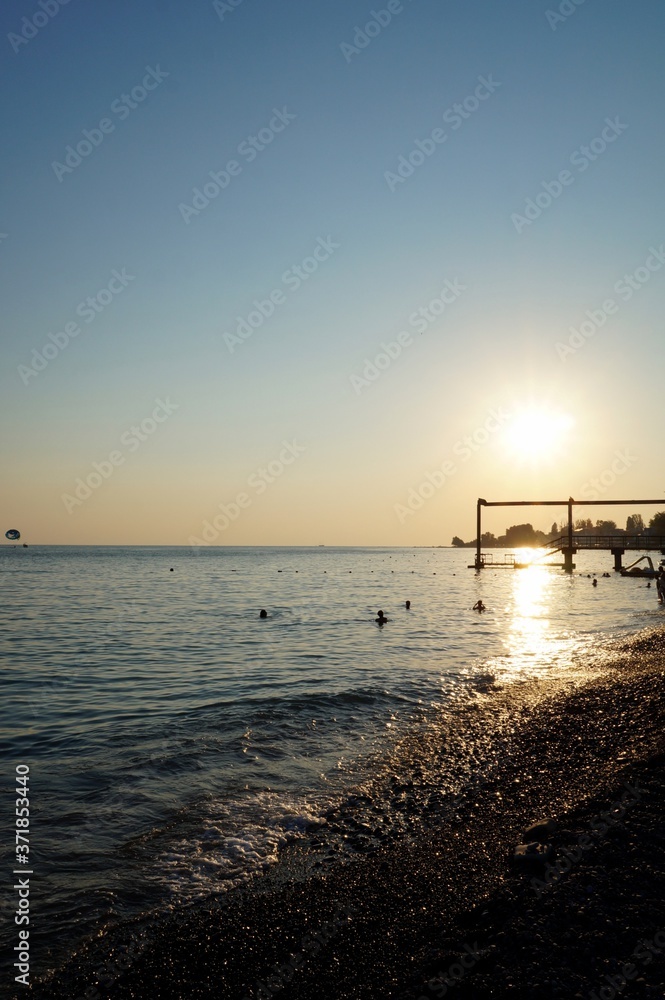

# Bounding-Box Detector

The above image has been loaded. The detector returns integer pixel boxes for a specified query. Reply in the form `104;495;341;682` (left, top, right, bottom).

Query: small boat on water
620;555;662;578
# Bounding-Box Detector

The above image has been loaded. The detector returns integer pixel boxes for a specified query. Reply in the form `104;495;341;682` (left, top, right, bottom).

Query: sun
501;406;574;463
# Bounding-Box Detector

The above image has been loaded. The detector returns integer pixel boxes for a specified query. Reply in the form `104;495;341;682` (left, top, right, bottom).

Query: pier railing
542;534;665;553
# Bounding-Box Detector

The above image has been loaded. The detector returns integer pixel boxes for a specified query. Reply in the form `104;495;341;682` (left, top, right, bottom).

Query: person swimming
259;609;268;619
592;579;598;587
473;600;486;612
405;600;411;610
375;610;389;625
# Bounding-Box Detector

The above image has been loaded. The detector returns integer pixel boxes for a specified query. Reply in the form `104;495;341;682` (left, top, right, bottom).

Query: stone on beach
523;817;557;842
513;841;555;866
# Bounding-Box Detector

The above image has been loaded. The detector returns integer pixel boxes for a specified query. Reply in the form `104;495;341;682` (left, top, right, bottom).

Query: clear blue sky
2;0;664;544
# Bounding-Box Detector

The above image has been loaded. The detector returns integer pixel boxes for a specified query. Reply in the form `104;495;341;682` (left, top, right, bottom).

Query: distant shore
34;627;665;1000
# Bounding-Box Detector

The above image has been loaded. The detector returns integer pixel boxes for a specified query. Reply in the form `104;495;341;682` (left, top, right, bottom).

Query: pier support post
563;548;576;574
475;499;485;570
612;548;624;572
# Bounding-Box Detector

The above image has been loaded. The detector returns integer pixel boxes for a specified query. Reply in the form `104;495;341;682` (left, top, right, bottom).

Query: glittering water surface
0;545;661;974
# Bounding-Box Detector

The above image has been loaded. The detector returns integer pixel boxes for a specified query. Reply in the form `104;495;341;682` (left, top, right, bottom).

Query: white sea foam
154;790;333;900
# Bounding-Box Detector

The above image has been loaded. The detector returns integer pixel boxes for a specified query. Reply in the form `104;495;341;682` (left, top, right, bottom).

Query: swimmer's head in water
405;600;411;609
259;609;268;619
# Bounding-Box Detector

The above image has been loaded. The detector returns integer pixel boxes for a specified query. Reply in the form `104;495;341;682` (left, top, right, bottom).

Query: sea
1;544;662;984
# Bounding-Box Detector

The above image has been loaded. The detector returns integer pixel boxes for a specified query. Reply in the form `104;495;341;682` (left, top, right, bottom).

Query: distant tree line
452;511;665;548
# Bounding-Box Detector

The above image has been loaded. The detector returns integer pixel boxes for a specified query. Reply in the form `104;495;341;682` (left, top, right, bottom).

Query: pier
470;497;665;573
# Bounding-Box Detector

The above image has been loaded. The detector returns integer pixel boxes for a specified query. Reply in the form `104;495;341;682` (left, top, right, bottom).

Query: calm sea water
1;544;662;979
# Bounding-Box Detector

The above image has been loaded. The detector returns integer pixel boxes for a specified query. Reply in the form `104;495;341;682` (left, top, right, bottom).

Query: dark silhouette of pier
471;497;665;573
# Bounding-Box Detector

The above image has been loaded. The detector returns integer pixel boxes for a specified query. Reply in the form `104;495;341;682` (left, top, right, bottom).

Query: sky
1;0;664;546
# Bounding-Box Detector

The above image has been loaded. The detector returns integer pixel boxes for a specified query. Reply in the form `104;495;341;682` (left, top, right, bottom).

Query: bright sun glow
502;407;574;463
514;547;536;566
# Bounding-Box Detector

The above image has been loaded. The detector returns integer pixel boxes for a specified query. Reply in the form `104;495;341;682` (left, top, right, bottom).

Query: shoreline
31;627;665;999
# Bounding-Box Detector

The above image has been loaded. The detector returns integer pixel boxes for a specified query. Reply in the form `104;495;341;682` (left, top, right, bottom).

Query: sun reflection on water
513;546;536;566
503;563;558;677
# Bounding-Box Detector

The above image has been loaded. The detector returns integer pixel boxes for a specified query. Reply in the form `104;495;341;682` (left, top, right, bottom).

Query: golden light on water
514;547;537;566
504;565;553;674
480;561;593;686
